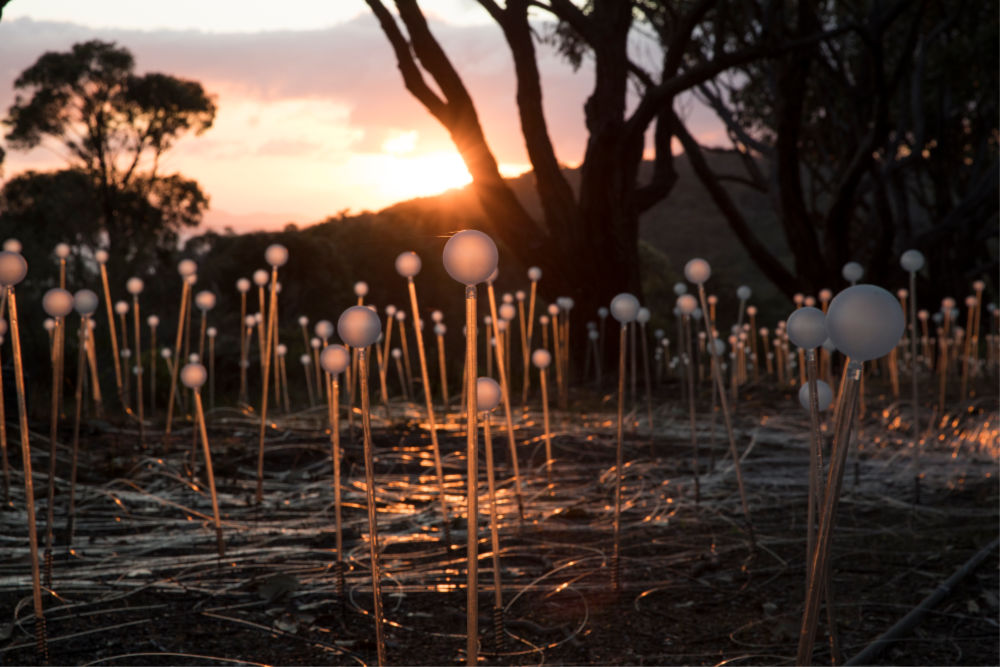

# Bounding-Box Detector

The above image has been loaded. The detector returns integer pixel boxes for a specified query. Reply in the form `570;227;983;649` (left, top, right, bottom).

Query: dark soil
1;384;997;666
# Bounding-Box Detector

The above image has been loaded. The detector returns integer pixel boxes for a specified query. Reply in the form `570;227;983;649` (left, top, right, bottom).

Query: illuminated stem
328;375;344;593
539;366;553;486
99;263;126;411
358;349;386;666
165;282;191;434
43;315;65;586
255;268;278;502
482;412;503;613
684;316;700;505
464;284;479;666
613;323;626;591
193;389;224;557
133;296;145;445
522;279;538;404
487;283;525;522
67;318;88;546
437;333;450;406
639;321;654;439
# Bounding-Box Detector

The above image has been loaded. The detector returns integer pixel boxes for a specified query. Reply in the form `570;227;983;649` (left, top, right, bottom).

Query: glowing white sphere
186;274;198;286
826;285;904;361
122;278;142;296
195;291;216;311
442;230;498;285
841;262;864;283
265;243;289;267
395;310;406;321
298;315;308;327
539;315;549;326
499;303;516;321
502;293;514;304
236;278;251;293
515;290;525;301
746;305;758;316
636;307;651;324
556;297;573;311
684;258;711;284
253;269;269;286
315;320;334;340
395;251;422;278
434;323;446;336
354;281;369;297
0;252;28;286
121;348;132;359
798;380;833;412
531;348;551;369
245;315;256;327
900;249;925;273
310;337;321;349
54;243;71;259
276;343;287;356
547;304;559;317
610;293;640;323
177;259;197;277
597;307;609;319
673;282;688;296
786;307;827;350
3;239;22;253
73;289;99;316
737;285;752;300
181;363;208;389
431;310;443;323
677;294;698;315
527;266;542;282
300;354;311;365
161;348;172;359
207;326;217;338
476;377;502;412
391;348;402;359
113;300;129;316
338;305;381;348
385;304;397;317
43;318;55;332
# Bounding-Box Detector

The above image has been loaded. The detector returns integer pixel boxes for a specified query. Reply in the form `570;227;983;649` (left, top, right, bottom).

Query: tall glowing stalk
532;350;554;485
320;344;350;596
127;278;146;445
476;377;506;651
147;315;159;417
256;245;288;502
609;293;639;591
397;252;452;541
237;278;251;404
182;362;225;557
900;249;925;500
67;290;99;547
165;260;197;434
0;251;48;662
443;230;498;666
96;249;126;412
677;295;700;503
522;267;541;404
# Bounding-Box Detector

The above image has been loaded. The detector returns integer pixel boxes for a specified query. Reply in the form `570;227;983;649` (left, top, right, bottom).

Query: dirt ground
1;381;997;666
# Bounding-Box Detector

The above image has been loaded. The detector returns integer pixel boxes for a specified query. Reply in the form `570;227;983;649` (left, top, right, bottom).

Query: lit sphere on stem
265;243;289;267
253;269;269;286
315;320;334;340
502;293;514;304
147;315;159;328
515;290;525;301
276;343;287;356
610;293;640;323
737;285;752;300
786;307;827;350
43;318;55;332
385;304;397;317
597;307;609;319
500;303;516;321
431;309;443;323
121;348;132;359
900;249;925;273
73;289;99;316
636;307;651;324
181;363;208;389
3;239;23;253
54;243;71;259
114;300;129;316
798;380;833;412
746;305;758;316
442;230;498;285
0;251;28;286
298;315;308;327
825;285;905;361
476;377;502;412
207;326;217;338
709;338;726;356
310;337;321;349
391;348;402;359
161;348;172;359
684;258;711;284
395;251;422;278
546;304;559;317
531;348;551;369
338;305;381;348
395;310;406;321
673;282;688;296
841;261;864;283
186;274;198;286
539;314;549;326
178;259;197;277
195;291;216;311
236;278;250;293
126;277;144;295
527;266;542;282
300;354;311;366
434;323;446;336
677;294;698;315
354;281;369;297
819;289;833;302
556;297;573;312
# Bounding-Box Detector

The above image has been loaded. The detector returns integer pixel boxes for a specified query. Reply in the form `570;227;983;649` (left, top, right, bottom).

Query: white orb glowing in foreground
786;306;827;350
442;230;498;285
531;348;551;369
395;251;422;278
798;380;833;412
338;306;381;348
181;363;208;389
476;377;502;412
610;293;640;323
826;285;904;361
74;289;99;316
684;258;711;284
0;251;28;286
900;249;925;273
265;243;289;267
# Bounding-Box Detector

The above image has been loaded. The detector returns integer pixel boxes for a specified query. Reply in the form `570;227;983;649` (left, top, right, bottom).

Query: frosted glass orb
442;230;498;285
636;307;650;324
320;344;350;375
798;380;833;412
315;320;334;340
207;326;217;338
391;348;402;359
0;251;28;286
73;289;99;316
395;310;406;321
819;289;833;302
900;249;925;273
556;297;573;311
236;278;250;293
588;330;599;341
338;305;381;348
677;294;698;315
431;310;443;323
253;269;269;286
841;262;864;283
610;293;640;323
547;304;558;317
395;251;422;278
195;291;216;311
310;337;321;349
502;293;514;304
126;277;144;295
684;258;711;284
527;267;542;282
114;300;129;316
515;290;525;301
434;323;446;336
476;377;502;412
54;243;71;259
531;349;552;369
181;363;207;389
826;285;904;361
3;239;22;253
737;285;752;300
298;315;309;327
354;281;369;297
300;354;311;365
499;303;516;321
265;243;289;267
147;315;159;327
709;338;725;357
276;343;287;356
160;348;172;359
43;318;55;332
597;307;609;319
539;315;549;326
385;304;397;317
177;259;197;277
746;305;758;316
786;307;827;350
673;282;687;296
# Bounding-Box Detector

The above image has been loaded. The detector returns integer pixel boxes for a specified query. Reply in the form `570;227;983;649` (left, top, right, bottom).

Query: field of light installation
0;234;996;666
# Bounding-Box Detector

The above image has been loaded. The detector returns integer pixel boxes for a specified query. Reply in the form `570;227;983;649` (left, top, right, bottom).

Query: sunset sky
0;1;724;233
